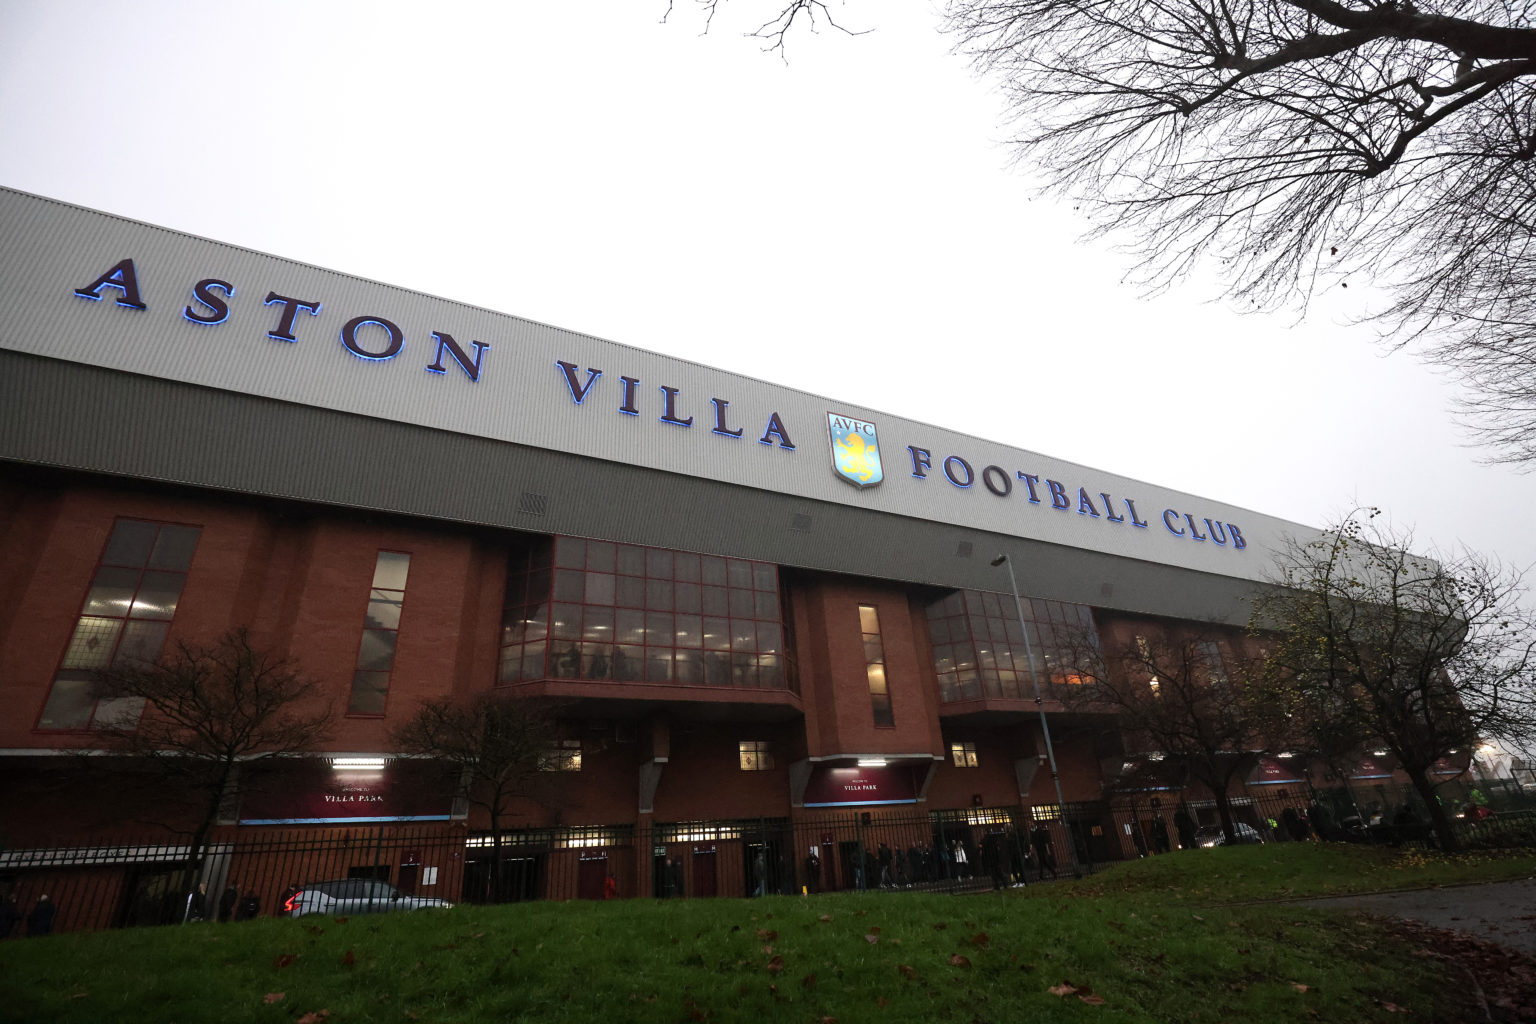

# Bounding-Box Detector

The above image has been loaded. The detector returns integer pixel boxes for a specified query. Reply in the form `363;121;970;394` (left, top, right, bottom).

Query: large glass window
37;518;201;730
498;538;790;691
926;590;1096;703
860;605;894;727
348;551;411;715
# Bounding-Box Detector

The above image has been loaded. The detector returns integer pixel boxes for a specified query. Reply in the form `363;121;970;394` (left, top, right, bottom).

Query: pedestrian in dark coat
218;885;238;923
26;895;56;936
1030;822;1057;880
0;894;19;937
1151;816;1171;854
237;891;260;921
1174;805;1197;850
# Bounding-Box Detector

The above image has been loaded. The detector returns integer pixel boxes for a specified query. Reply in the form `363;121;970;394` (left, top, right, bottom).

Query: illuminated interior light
857;758;888;767
331;757;386;771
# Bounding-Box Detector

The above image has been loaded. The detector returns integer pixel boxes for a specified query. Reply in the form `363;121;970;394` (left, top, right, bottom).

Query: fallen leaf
334;917;348;925
898;965;916;979
876;996;890;1007
1080;995;1106;1006
864;933;880;944
762;945;774;955
766;955;784;974
1049;983;1079;997
274;954;297;969
1192;915;1205;922
932;922;947;931
69;993;87;1000
818;915;832;923
296;1013;331;1024
801;973;817;988
1380;1002;1405;1013
1292;983;1310;992
950;954;971;969
342;950;355;967
869;926;881;934
263;993;286;1005
970;932;990;947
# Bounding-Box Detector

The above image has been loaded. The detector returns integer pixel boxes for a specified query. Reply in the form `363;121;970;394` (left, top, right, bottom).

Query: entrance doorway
691;847;717;897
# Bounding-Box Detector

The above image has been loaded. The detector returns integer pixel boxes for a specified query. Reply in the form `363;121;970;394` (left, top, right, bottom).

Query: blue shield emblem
828;413;883;489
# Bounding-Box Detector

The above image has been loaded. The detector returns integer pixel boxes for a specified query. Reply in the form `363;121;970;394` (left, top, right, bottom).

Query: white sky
1;0;1530;591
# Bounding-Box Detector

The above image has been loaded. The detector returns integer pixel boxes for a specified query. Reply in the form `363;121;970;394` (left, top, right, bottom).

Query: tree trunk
1407;765;1460;852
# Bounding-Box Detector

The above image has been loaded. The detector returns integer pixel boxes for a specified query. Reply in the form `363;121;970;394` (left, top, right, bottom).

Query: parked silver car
283;879;453;917
1195;823;1264;847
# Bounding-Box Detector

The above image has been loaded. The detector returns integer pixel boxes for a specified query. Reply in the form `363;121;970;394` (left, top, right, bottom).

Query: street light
991;553;1079;878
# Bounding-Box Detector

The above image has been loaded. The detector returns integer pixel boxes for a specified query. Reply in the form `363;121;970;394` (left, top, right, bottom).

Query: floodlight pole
992;553;1079;878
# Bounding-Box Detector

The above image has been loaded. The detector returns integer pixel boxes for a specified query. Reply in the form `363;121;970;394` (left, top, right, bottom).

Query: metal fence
0;807;1105;936
4;781;1531;937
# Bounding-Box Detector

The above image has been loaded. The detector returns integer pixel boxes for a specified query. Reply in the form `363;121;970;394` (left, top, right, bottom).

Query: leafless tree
683;1;1536;462
91;629;334;897
1059;623;1277;844
943;0;1536;463
663;0;868;54
390;692;557;901
1253;507;1536;849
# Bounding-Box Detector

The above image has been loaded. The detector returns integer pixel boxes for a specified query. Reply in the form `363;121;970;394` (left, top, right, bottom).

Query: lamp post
992;553;1079;878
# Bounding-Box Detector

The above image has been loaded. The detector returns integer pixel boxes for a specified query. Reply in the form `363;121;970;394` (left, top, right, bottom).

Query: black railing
0;807;1106;936
5;781;1530;937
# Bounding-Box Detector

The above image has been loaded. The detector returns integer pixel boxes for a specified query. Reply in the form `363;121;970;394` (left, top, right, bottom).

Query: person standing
26;895;56;937
218;885;238;923
1151;816;1171;854
1174;805;1197;850
1030;821;1057;881
184;883;207;923
0;893;19;938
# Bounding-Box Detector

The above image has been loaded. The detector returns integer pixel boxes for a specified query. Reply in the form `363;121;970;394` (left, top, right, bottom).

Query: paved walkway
1297;878;1536;954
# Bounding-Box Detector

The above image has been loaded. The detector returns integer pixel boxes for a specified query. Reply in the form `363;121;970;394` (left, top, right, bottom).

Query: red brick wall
790;575;944;759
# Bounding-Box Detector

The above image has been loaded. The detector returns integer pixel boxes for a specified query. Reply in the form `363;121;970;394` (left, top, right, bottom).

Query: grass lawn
0;844;1529;1024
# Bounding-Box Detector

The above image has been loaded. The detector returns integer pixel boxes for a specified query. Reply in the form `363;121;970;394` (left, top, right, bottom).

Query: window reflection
497;537;791;691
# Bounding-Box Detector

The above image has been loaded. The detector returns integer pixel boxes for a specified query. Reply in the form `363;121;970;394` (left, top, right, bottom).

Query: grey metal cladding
0;187;1320;588
0;350;1260;624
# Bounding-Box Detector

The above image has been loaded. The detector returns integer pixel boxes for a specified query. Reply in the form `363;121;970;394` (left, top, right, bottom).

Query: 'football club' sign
828;413;883;489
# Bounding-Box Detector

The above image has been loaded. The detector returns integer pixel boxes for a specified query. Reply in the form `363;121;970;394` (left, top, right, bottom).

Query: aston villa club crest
828;413;883;489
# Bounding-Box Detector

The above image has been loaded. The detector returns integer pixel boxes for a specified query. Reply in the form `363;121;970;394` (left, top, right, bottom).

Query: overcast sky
2;1;1530;594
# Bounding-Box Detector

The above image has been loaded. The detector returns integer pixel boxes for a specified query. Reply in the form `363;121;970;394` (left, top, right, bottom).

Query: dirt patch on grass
1382;920;1536;1022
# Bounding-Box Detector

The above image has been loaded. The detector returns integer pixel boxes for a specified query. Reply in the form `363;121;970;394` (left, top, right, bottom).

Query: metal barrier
0;807;1109;936
4;784;1528;937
